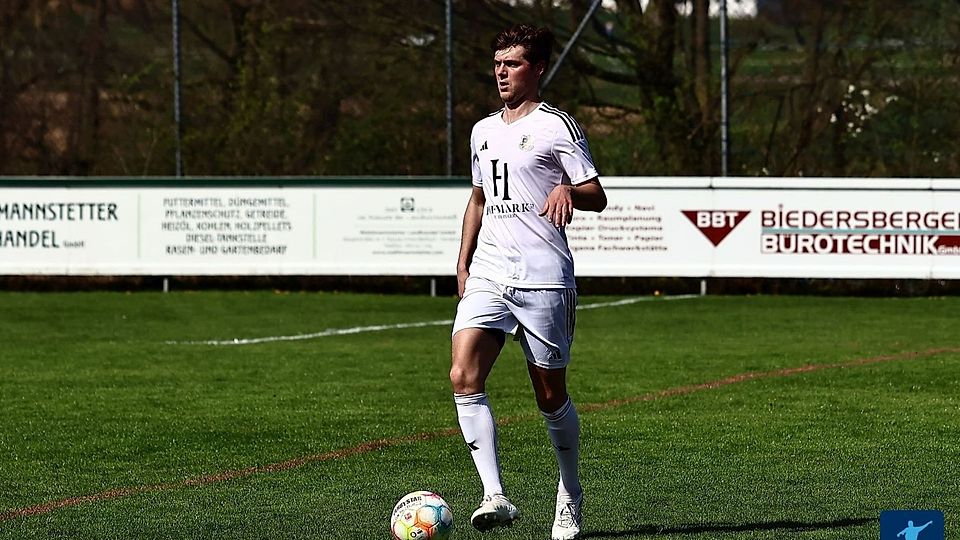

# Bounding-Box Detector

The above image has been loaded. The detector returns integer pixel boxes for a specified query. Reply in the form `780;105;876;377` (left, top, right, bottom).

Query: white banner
1;178;958;279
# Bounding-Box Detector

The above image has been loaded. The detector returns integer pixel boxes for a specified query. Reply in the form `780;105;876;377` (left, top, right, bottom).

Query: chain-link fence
1;0;957;178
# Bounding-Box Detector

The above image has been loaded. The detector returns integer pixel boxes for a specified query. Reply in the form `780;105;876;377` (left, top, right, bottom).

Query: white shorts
452;276;577;369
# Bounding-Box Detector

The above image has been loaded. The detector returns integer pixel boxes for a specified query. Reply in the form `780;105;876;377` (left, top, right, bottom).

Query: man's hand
539;179;606;227
457;267;470;298
539;184;574;227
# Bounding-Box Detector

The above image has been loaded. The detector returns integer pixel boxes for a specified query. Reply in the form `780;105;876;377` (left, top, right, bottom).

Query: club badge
519;134;534;151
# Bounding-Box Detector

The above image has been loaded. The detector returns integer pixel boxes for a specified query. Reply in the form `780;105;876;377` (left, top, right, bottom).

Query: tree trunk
692;0;713;173
791;0;827;176
67;0;108;174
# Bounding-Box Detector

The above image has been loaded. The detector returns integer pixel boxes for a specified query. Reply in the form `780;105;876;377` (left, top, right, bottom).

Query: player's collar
500;101;543;126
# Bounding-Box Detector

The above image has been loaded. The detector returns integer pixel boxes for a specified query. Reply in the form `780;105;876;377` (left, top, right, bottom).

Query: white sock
454;392;503;497
542;397;581;498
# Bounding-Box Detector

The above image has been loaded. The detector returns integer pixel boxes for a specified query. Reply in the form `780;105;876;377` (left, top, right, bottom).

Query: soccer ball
390;490;454;540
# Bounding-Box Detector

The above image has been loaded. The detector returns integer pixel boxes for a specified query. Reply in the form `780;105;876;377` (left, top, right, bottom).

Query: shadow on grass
583;516;873;537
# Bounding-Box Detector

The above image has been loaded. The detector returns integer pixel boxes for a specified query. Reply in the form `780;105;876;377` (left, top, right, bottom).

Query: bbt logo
682;210;750;247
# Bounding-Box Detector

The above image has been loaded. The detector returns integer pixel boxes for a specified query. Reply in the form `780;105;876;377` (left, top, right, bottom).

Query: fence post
171;0;184;177
720;0;730;176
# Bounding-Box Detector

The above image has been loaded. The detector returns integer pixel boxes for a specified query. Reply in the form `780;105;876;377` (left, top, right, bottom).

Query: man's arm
540;178;607;227
570;178;607;211
456;186;485;297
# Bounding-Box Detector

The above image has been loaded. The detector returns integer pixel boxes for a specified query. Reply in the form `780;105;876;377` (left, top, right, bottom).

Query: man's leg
515;287;582;502
451;328;519;531
528;363;584;540
527;363;582;499
451;328;503;496
514;285;582;539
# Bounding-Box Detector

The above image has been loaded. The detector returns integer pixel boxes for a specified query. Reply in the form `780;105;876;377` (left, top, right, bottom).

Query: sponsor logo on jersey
486;202;537;216
479;140;488;151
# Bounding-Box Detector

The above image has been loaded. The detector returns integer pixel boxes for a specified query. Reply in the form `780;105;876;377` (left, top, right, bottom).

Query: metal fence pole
171;0;183;177
720;0;730;176
445;0;454;176
542;0;603;90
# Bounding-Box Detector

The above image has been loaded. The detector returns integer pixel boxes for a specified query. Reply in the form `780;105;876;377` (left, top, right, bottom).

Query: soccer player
449;23;606;540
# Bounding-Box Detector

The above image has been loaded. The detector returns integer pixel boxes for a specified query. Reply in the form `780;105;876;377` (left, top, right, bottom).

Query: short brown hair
492;24;554;71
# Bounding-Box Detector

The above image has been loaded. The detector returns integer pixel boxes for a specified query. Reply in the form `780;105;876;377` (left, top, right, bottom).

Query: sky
602;0;758;17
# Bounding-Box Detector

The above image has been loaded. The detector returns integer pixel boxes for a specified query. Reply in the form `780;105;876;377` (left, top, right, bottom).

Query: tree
1;0;956;177
743;0;960;177
472;0;736;175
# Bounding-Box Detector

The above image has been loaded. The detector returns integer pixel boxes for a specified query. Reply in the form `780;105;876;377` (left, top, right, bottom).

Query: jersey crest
518;134;534;151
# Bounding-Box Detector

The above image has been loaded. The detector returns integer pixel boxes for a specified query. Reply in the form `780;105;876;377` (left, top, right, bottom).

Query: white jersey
467;102;599;288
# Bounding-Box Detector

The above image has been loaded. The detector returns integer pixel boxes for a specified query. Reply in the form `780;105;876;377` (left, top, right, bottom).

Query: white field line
167;294;701;346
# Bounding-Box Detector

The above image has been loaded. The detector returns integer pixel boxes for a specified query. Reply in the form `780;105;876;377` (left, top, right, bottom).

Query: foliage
0;0;957;177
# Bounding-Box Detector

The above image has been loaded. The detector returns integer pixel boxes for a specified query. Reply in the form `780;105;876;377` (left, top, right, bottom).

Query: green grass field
0;292;957;539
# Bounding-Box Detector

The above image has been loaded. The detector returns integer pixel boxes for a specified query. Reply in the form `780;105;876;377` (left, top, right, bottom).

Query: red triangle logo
682;210;750;246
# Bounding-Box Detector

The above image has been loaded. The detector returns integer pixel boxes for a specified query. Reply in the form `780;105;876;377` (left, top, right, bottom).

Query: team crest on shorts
519;134;534;151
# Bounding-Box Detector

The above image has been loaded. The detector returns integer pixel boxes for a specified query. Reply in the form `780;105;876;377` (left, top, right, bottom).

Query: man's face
494;46;542;106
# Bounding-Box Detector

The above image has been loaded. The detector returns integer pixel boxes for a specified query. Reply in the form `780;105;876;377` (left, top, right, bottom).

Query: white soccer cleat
470;493;519;531
551;491;583;540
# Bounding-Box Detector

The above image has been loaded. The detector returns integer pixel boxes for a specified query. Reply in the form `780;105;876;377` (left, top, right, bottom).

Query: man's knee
528;364;569;412
449;364;481;394
450;328;503;394
536;389;569;413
